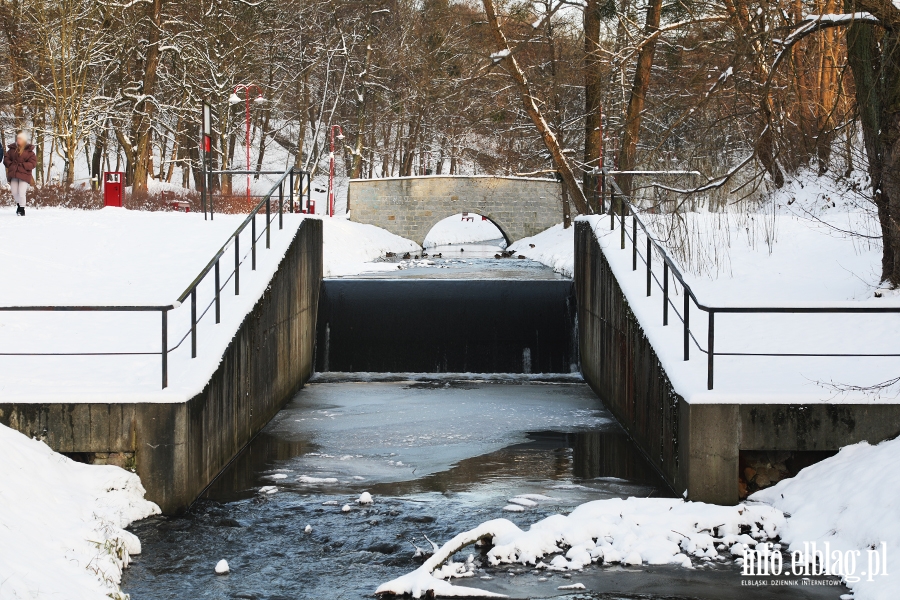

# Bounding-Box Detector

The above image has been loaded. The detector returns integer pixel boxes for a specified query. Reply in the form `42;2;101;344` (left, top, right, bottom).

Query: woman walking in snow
5;131;36;216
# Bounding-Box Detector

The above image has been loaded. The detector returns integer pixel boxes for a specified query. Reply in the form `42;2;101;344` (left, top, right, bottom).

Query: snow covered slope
0;423;159;600
423;214;506;248
322;217;419;277
508;224;573;277
752;436;900;600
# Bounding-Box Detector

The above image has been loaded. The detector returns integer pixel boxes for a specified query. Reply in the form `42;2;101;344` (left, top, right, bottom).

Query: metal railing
599;174;900;390
0;166;303;390
200;167;312;220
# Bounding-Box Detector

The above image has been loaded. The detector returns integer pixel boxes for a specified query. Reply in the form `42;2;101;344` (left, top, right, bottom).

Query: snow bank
322;217;419;277
751;436;900;600
376;497;784;598
423;215;505;248
0;423;159;600
508;224;573;277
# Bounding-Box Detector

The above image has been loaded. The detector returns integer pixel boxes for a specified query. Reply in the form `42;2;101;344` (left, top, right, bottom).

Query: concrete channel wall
575;221;900;504
316;279;578;374
0;219;323;514
349;176;562;246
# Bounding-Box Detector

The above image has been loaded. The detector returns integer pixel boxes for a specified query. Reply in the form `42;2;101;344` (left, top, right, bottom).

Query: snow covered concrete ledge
0;423;159;599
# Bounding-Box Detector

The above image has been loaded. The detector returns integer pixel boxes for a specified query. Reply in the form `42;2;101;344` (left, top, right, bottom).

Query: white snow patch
322;217;419;277
423;214;506;248
752;436;900;599
377;498;784;597
298;475;340;484
0;424;159;600
508;224;574;277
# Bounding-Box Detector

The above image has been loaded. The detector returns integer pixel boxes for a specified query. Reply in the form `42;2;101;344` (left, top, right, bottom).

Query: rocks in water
215;559;230;574
342;504;352;512
358;491;374;505
304;524;312;534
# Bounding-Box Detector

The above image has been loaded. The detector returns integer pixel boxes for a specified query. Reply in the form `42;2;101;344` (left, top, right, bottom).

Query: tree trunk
131;0;163;196
847;19;893;283
616;0;662;199
482;0;589;215
583;0;603;212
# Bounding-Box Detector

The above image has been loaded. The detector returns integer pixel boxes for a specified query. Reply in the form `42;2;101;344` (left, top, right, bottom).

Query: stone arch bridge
348;176;563;247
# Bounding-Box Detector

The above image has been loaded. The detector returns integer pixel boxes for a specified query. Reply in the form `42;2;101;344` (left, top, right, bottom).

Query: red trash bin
104;172;124;207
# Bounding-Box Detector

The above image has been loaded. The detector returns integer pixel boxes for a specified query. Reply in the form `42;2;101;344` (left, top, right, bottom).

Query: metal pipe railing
0;166;304;390
601;173;900;390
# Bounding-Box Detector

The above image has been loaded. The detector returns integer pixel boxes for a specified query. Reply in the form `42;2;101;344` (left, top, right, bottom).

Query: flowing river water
123;246;847;600
123;377;846;600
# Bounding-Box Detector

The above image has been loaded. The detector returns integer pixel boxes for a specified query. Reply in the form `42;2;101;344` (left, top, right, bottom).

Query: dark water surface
123;377;845;600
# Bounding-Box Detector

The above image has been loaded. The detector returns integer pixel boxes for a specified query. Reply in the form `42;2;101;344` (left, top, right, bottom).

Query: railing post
707;311;715;390
620;202;626;249
632;214;637;271
279;182;284;230
610;191;615;230
646;237;652;297
161;308;168;389
201;166;207;220
214;259;220;324
234;234;240;295
289;170;295;213
252;212;257;270
191;288;197;358
684;292;690;361
663;260;669;325
266;196;271;249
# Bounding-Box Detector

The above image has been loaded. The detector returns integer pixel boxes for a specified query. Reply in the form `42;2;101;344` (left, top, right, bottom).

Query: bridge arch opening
422;212;510;249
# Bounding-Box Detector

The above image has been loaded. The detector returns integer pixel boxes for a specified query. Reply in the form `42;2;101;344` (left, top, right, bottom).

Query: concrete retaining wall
0;219;323;514
349;176;563;246
575;221;900;504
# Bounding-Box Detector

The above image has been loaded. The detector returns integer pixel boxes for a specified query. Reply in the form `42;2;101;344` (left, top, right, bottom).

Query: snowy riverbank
0;424;159;600
377;435;898;599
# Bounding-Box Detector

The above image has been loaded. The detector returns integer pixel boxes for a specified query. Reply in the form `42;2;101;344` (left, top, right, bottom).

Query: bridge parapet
348;175;563;246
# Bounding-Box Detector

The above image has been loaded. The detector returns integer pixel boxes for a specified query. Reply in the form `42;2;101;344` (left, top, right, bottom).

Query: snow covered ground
752;435;900;600
423;214;506;248
376;496;786;597
322;216;419;277
586;193;900;403
508;223;574;277
0;209;416;402
0;424;159;600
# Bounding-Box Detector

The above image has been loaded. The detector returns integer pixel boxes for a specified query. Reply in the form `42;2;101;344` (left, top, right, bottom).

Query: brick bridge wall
348;176;563;246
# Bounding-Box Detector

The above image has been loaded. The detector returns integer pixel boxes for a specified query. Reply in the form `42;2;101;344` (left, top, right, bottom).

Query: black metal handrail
0;166;303;390
200;167;312;220
599;174;900;390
